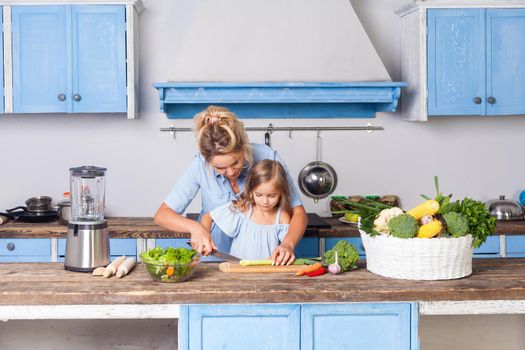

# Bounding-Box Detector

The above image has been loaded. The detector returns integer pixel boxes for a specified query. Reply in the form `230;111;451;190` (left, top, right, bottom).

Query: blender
65;166;110;272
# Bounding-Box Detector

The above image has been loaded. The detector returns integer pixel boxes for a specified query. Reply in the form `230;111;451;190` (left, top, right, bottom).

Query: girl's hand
271;242;295;266
190;225;217;256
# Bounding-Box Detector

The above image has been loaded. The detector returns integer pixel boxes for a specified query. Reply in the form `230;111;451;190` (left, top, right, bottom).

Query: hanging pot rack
160;122;384;138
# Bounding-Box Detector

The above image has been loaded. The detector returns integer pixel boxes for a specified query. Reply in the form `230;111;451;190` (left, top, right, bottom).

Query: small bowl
141;256;201;283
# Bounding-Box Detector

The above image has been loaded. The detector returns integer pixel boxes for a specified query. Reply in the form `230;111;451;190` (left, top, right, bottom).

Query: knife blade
186;240;240;262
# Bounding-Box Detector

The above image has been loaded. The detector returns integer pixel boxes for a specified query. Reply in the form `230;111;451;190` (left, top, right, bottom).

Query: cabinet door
179;304;300;350
12;6;68;113
301;303;417;350
71;5;126;113
506;236;525;257
427;9;485;116
486;9;525;115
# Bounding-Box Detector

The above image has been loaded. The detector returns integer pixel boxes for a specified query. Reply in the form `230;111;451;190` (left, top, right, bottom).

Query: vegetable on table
103;255;127;278
387;214;419;238
448;198;496;248
417;219;443;238
442;211;469;237
323;240;359;272
305;267;327;277
341;199;393;236
140;247;199;282
373;207;404;234
406;200;440;220
328;251;341;274
295;262;322;276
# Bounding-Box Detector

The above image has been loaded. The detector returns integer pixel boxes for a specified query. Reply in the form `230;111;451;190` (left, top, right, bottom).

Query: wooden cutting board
218;262;306;273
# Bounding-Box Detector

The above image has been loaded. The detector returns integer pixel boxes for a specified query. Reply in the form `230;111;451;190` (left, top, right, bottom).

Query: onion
328;251;341;274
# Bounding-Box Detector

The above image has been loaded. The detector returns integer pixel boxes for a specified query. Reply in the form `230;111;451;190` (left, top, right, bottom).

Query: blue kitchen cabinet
427;8;525;116
473;236;500;258
11;5;126;113
0;238;51;262
179;303;418;350
505;236;525;257
57;238;136;262
179;304;301;350
295;236;319;258
301;303;418;350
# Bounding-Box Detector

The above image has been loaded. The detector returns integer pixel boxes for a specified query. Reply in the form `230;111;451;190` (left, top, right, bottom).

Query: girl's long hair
194;106;253;166
232;160;291;214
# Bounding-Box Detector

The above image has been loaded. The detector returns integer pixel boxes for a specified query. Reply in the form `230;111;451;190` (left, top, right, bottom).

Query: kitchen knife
186;241;240;262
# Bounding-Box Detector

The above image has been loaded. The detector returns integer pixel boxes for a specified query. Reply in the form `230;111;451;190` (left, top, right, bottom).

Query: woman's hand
190;224;217;256
271;241;295;265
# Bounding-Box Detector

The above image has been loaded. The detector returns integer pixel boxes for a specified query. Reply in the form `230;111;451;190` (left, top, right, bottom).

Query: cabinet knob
487;96;496;105
7;243;15;251
58;94;66;101
473;97;482;104
73;94;82;102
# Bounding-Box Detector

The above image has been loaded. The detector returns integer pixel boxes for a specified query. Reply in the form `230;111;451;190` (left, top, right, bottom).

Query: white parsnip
116;258;136;278
103;256;126;278
92;267;106;276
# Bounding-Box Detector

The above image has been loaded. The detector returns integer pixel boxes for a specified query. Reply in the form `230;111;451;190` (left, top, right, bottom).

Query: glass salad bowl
140;247;201;283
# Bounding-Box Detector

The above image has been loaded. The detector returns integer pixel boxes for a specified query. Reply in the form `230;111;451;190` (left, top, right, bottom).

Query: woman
153;106;307;265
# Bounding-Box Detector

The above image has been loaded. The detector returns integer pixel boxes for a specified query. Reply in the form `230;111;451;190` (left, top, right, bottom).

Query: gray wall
1;0;523;215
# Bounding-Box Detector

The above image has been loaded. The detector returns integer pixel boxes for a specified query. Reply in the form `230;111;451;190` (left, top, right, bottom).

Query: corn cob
417;219;443;238
406;200;440;220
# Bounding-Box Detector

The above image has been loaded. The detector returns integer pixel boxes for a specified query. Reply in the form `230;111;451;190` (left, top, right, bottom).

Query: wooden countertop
1;217;524;238
0;259;524;305
0;217;320;238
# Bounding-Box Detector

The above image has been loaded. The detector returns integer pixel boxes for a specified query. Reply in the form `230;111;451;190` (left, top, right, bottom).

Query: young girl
200;159;291;261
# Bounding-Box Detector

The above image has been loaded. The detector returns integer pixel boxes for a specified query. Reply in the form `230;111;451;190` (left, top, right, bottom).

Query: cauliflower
373;207;404;234
387;214;419;238
443;212;469;237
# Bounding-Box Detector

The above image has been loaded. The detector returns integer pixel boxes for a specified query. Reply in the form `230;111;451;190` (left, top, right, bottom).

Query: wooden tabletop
1;259;524;305
1;217;524;239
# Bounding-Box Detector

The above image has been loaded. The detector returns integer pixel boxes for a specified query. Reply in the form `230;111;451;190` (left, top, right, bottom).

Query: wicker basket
360;230;474;280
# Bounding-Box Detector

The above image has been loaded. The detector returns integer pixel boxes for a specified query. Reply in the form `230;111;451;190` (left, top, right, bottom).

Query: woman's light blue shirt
164;143;302;252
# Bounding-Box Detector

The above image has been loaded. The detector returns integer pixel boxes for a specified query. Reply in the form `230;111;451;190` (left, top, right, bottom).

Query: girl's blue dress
210;203;289;260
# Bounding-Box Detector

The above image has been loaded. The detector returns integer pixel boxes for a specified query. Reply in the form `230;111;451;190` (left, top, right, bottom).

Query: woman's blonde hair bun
194;106;252;164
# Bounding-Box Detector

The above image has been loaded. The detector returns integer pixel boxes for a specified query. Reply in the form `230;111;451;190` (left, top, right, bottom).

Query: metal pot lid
298;161;338;202
485;195;524;220
70;166;107;177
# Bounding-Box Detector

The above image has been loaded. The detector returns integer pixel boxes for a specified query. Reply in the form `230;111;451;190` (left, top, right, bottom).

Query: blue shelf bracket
152;82;407;119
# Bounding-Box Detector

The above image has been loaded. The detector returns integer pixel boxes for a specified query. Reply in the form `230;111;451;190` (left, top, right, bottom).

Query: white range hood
153;0;405;118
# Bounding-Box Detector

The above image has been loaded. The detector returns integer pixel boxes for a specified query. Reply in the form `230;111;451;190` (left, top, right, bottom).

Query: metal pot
485;195;524;221
298;132;338;203
25;196;53;213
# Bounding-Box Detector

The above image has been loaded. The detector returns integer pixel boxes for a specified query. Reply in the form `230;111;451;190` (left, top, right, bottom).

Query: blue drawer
0;239;51;262
58;238;137;257
506;236;525;257
326;237;366;258
473;236;500;258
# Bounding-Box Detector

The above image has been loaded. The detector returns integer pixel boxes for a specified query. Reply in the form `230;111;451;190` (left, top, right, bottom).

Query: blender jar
69;166;107;222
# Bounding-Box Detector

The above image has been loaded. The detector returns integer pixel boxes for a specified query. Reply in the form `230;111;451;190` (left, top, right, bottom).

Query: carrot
165;266;175;276
295;262;322;276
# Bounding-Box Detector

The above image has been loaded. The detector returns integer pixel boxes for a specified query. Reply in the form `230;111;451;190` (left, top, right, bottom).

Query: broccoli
387;214;418;238
443;212;469;237
323;240;359;271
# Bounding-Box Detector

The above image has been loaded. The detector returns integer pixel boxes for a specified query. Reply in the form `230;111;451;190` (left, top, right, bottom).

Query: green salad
140;247;199;282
